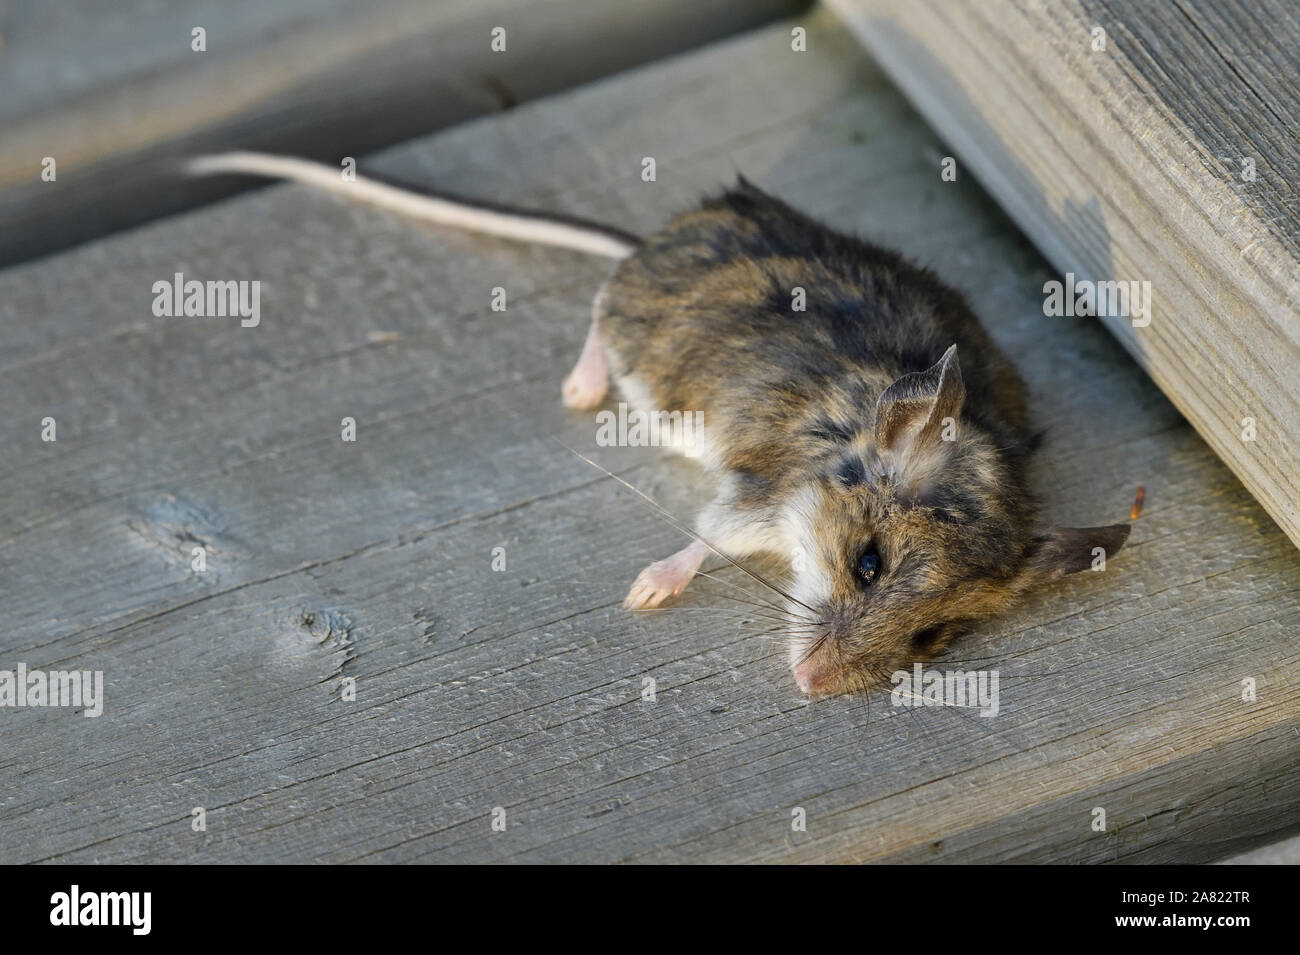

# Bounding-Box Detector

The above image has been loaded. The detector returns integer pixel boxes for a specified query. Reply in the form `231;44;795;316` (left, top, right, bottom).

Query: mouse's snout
794;659;842;697
793;644;846;697
789;605;914;697
793;657;822;695
789;602;858;697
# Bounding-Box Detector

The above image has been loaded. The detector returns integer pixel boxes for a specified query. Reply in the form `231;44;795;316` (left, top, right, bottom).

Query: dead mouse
187;153;1131;697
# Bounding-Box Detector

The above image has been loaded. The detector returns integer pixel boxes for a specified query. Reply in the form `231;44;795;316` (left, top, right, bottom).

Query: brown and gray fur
186;155;1131;698
597;179;1129;696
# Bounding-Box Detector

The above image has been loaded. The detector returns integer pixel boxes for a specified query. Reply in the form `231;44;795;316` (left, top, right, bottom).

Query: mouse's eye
856;548;880;585
911;626;946;651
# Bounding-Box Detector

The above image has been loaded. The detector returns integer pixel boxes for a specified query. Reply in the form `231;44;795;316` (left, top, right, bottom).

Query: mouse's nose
794;658;829;695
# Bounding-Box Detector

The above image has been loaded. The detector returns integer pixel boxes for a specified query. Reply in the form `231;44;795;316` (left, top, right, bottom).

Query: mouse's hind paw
562;318;609;409
562;366;607;410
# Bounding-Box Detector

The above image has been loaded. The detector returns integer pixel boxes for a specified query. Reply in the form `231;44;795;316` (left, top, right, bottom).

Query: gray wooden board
1;8;1297;863
0;0;807;268
1220;832;1300;865
828;0;1300;556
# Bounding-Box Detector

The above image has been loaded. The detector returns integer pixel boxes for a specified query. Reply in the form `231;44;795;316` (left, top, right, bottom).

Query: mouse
187;152;1131;697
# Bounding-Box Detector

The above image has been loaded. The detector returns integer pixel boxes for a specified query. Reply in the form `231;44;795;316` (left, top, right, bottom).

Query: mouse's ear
874;344;965;456
1021;523;1132;583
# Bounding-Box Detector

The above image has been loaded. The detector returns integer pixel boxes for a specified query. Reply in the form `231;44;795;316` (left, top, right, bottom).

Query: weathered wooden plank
1;8;1297;863
1220;832;1300;865
0;0;807;268
827;0;1300;554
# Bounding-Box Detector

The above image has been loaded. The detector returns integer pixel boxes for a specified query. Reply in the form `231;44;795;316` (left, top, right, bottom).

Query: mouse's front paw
623;558;694;610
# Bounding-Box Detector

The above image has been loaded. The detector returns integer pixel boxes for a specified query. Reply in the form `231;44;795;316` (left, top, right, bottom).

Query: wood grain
828;0;1300;555
0;0;807;267
1;8;1296;863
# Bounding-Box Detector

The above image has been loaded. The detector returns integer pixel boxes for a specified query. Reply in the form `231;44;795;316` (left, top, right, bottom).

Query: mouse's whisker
689;566;818;615
691;569;801;612
634;606;796;627
748;621;816;641
554;576;782;620
694;577;822;622
693;582;795;616
793;631;831;667
555;441;821;617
